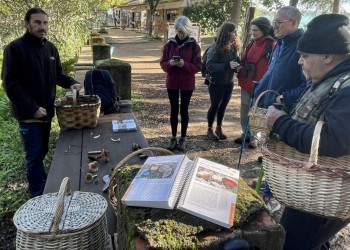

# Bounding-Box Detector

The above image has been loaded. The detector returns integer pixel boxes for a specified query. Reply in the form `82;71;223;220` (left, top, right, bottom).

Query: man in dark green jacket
2;7;82;197
266;14;350;249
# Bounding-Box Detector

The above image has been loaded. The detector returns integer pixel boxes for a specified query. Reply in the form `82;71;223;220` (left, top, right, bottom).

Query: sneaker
177;137;185;151
207;127;219;141
215;126;227;140
167;137;177;151
264;197;282;213
248;137;258;149
234;135;250;144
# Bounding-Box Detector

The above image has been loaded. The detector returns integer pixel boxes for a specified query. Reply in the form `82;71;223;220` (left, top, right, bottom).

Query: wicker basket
13;177;111;250
249;90;280;133
108;147;174;211
55;90;101;130
262;121;350;220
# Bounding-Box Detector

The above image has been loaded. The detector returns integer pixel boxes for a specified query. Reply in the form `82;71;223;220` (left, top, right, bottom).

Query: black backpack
84;69;120;114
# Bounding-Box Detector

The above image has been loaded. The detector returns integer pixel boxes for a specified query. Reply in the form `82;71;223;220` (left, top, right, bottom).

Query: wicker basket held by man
265;14;350;249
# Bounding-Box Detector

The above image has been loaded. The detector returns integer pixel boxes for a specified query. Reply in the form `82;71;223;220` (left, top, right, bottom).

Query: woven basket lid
13;178;107;235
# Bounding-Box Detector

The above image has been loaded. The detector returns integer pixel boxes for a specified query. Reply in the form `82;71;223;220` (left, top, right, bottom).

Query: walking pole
237;81;258;170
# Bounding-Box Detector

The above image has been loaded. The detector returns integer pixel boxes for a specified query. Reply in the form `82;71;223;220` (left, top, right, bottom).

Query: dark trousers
19;122;51;197
207;82;233;127
167;89;193;138
281;207;348;250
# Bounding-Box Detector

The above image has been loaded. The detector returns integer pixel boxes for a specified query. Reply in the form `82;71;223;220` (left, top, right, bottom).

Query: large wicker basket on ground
13;177;111;250
249;90;280;133
262;121;350;220
55;90;101;130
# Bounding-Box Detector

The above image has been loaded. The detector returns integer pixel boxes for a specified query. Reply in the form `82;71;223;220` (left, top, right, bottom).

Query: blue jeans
19;122;51;197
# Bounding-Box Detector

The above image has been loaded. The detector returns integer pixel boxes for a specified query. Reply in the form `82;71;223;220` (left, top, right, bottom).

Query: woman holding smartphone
205;22;240;140
160;16;201;151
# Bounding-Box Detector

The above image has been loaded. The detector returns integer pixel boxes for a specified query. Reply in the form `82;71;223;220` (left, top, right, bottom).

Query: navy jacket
2;32;76;121
254;29;307;109
272;59;350;157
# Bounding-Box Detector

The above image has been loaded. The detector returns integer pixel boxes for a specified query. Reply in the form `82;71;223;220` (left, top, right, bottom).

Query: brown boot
215;126;227;140
207;127;219;141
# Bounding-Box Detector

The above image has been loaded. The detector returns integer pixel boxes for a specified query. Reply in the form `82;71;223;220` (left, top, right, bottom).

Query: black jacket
2;32;76;121
206;45;239;85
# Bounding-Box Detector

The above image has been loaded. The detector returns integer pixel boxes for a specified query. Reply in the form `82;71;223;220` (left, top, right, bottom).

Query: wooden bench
44;108;149;242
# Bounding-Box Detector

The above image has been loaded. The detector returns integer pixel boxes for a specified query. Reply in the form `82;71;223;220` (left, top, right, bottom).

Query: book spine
176;158;198;208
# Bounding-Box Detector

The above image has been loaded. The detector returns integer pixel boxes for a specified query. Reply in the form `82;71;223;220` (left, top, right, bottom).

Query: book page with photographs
121;154;191;209
177;157;239;228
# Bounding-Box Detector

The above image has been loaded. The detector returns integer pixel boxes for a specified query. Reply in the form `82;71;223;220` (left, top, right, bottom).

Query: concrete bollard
95;58;131;100
92;43;111;65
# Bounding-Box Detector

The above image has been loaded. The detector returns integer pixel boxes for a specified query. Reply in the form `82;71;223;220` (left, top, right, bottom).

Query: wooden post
96;58;132;100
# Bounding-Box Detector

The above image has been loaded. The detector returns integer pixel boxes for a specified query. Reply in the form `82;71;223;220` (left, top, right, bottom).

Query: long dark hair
214;22;237;54
24;7;47;22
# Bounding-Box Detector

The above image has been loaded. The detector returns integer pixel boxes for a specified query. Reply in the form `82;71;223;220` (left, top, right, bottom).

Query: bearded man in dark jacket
2;7;82;197
266;14;350;249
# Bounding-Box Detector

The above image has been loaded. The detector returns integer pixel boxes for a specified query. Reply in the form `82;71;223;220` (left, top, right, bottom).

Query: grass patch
132;92;149;116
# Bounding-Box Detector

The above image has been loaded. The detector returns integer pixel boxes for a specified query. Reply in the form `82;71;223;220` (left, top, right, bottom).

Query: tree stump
92;43;111;65
113;165;285;250
95;58;131;100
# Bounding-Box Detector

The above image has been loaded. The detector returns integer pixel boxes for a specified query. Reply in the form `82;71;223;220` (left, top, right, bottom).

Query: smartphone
173;56;180;62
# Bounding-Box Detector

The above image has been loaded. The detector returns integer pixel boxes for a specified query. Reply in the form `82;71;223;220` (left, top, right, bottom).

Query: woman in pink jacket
160;16;201;151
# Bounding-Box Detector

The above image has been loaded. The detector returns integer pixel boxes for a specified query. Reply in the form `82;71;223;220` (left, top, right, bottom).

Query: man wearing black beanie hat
266;14;350;249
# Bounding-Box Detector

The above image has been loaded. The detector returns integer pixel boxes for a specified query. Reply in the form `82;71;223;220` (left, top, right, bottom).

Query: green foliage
184;1;231;35
0;0;104;67
183;0;252;35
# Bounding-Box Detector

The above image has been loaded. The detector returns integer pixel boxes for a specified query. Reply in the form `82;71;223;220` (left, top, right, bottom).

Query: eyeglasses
272;19;291;26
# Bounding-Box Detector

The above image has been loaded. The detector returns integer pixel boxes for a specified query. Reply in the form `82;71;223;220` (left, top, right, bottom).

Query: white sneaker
265;197;282;213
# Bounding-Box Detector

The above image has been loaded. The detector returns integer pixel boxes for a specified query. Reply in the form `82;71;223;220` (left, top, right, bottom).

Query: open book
121;155;240;228
112;119;137;132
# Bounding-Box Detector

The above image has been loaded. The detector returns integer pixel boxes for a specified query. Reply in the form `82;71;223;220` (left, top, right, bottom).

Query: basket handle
50;177;72;238
108;147;174;210
307;121;324;168
252;90;280;113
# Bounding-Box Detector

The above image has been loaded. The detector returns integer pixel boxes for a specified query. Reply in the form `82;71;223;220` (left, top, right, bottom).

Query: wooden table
44;108;149;236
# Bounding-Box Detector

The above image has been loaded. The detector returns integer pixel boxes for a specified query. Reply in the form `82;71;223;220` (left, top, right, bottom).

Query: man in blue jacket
254;6;306;111
252;6;307;212
2;7;82;197
266;14;350;249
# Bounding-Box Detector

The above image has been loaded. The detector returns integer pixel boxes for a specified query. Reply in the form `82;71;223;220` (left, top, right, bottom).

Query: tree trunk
230;0;242;25
241;7;255;57
333;0;340;13
147;0;161;37
148;11;154;37
289;0;298;6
